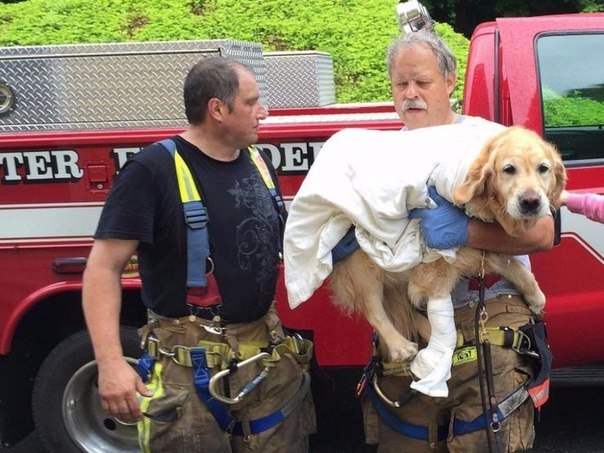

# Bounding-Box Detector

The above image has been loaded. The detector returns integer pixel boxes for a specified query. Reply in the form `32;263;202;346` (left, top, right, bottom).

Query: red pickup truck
0;11;602;452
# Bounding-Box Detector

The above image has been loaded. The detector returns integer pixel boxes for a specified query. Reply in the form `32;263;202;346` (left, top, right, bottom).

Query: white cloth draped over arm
283;120;507;308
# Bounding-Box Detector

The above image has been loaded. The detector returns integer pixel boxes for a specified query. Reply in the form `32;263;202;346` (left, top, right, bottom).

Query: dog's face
453;126;567;236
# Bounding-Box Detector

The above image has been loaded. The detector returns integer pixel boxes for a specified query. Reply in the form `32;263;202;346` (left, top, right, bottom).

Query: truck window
537;33;604;162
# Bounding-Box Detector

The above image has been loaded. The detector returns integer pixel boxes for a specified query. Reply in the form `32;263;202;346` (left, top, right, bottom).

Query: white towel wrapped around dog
284;119;506;308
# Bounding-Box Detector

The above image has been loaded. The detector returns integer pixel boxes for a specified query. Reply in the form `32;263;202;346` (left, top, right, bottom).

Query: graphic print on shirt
229;173;279;302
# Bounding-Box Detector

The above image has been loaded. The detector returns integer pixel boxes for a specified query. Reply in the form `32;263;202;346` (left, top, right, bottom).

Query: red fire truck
0;10;603;452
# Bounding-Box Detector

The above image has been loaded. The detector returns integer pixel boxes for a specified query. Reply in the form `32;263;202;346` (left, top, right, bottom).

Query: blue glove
408;186;469;249
332;226;359;264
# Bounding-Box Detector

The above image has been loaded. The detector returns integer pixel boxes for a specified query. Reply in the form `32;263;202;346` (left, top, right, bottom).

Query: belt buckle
202;324;224;335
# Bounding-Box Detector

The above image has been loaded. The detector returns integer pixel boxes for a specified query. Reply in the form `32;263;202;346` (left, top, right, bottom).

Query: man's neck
180;128;240;162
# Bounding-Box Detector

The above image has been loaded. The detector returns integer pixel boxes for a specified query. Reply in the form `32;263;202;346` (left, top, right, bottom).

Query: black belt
187;303;222;321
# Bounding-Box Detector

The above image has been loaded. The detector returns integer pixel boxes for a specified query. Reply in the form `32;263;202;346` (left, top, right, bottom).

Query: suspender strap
159;139;218;306
247;146;286;252
160;140;284;303
247;146;285;213
365;384;448;441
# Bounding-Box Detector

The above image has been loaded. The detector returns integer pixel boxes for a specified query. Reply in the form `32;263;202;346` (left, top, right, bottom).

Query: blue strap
189;348;289;435
190;348;236;432
183;200;209;288
453;407;505;436
136;352;156;383
159;139;209;292
231;411;285;436
365;384;447;441
332;225;360;264
159;139;284;294
452;382;530;435
268;187;285;212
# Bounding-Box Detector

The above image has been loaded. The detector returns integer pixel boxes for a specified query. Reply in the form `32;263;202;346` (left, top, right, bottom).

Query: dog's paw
387;340;418;362
525;289;546;315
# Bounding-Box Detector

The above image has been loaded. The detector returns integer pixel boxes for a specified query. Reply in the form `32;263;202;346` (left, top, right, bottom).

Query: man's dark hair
183;57;251;125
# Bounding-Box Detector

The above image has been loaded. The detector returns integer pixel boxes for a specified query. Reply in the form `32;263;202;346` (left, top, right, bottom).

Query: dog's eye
538;164;550;174
503;164;516;175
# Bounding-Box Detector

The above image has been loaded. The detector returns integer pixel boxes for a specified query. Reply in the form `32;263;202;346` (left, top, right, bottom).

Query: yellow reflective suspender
159;139;284;306
160;139;213;306
247;146;286;215
173;151;202;204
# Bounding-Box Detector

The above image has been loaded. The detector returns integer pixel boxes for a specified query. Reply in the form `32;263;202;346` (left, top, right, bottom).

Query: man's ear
446;71;457;98
207;97;224;122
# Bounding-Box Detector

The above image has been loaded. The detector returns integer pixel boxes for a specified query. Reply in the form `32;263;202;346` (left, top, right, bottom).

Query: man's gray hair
387;29;457;79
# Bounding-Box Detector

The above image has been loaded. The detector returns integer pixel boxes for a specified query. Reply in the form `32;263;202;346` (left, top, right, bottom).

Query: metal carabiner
372;374;418;408
372;374;400;407
209;352;270;404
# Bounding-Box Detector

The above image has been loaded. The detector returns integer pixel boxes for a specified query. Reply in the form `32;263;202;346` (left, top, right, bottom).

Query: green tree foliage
0;0;469;103
543;88;604;127
422;0;602;38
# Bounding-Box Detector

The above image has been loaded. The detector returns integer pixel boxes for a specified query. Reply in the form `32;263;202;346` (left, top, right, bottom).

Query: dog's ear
547;142;567;209
452;141;493;205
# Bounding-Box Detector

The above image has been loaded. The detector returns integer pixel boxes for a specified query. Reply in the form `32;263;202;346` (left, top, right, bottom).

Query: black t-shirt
95;135;283;322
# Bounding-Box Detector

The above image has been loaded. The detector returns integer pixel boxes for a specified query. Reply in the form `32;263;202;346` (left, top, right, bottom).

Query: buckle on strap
145;337;229;368
511;328;539;358
455;326;530;350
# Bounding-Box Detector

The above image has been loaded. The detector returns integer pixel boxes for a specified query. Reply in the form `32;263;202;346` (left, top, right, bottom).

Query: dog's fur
329;126;567;362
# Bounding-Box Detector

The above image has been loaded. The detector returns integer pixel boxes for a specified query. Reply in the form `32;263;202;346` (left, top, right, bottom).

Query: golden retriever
329;126;567;364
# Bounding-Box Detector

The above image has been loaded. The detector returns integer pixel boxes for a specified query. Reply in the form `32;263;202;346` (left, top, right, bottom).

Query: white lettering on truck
254;141;324;173
112;147;140;169
0;142;325;184
1;150;83;182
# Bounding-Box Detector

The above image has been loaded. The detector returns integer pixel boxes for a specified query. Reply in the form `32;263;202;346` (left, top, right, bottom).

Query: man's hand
409;186;469;249
98;358;153;424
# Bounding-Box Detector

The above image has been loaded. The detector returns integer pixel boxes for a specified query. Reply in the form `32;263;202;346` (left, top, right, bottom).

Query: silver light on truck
0;80;14;115
396;0;433;35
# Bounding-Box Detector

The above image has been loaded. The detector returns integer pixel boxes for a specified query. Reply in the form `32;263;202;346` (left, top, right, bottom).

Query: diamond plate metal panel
264;51;336;108
0;40;266;132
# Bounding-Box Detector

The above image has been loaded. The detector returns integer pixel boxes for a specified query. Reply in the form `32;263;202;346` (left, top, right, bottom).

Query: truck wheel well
0;288;145;447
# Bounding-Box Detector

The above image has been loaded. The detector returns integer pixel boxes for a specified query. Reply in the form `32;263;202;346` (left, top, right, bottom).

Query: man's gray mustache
402;100;428;110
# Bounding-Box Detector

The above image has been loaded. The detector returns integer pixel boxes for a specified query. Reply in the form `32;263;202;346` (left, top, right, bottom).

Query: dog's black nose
520;193;542;214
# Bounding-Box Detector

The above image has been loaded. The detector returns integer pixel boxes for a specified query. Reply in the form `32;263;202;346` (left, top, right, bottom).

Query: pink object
565;193;604;223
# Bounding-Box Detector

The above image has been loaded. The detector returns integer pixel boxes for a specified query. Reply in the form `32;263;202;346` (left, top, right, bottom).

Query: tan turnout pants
364;295;537;452
136;306;316;452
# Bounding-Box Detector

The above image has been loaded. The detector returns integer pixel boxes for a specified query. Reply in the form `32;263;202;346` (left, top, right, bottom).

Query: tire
32;327;142;453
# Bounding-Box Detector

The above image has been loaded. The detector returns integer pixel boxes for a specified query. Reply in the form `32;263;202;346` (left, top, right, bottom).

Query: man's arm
467;215;554;255
82;238;151;423
409;187;555;255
